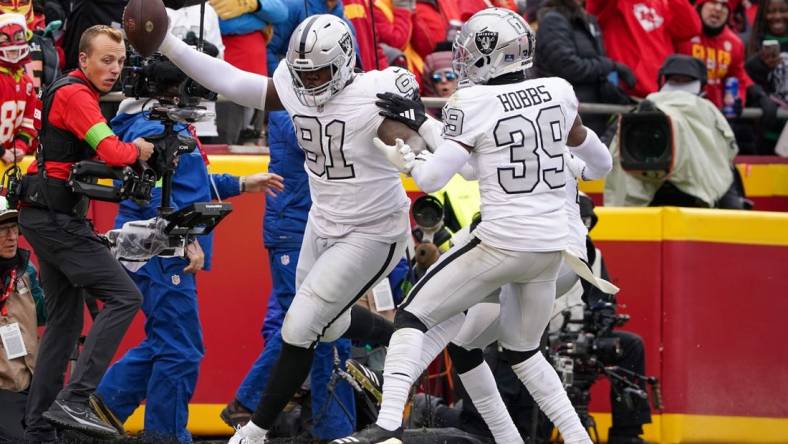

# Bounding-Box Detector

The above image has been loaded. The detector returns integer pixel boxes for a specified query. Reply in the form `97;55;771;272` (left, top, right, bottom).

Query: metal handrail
99;92;786;119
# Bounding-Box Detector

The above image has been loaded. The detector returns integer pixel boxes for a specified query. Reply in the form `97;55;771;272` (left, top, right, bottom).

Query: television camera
102;46;231;263
549;294;662;442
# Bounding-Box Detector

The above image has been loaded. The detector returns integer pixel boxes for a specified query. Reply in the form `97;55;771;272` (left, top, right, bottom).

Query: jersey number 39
293;115;355;180
495;105;566;194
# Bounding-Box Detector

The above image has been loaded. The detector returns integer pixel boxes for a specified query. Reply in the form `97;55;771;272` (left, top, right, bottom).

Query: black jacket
535;10;614;99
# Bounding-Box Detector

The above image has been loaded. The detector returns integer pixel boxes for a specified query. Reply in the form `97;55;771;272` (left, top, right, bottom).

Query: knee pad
447;343;485;374
394;310;428;332
502;347;540;366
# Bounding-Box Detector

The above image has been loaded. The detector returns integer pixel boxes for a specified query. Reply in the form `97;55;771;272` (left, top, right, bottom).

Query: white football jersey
443;77;579;252
273;62;416;240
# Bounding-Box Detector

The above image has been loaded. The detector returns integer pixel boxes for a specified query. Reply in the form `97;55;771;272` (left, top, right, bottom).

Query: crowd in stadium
0;1;784;444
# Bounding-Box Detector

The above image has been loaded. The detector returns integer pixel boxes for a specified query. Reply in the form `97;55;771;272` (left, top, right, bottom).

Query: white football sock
459;361;524;444
511;353;591;444
376;328;425;431
419;314;464;369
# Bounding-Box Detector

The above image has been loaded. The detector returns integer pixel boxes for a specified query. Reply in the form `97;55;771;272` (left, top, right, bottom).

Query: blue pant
97;257;203;443
235;249;356;440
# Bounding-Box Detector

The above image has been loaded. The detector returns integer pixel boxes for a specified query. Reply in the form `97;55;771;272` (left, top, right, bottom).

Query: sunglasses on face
431;70;458;83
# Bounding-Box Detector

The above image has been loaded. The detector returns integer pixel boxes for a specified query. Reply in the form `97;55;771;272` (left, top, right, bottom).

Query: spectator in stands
410;0;461;60
421;42;457;117
209;0;287;145
0;14;39;162
587;0;700;97
0;197;45;442
344;0;418;73
678;0;777;154
678;0;754;110
534;0;635;134
0;0;58;93
745;0;788;153
96;54;283;443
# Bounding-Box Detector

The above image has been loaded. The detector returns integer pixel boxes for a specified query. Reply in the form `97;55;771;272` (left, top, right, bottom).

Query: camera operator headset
17;25;155;441
94;35;283;441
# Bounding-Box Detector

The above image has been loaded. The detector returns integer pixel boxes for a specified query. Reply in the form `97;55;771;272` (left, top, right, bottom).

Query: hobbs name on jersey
496;85;553;113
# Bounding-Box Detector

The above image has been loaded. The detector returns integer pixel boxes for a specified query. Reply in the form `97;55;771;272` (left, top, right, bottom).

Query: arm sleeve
536;13;614;83
667;0;702;43
209;173;242;200
411;140;471;193
159;32;269;110
458;162;478;181
17;84;38;147
254;0;288;24
418;116;443;152
59;89;138;166
568;127;612;180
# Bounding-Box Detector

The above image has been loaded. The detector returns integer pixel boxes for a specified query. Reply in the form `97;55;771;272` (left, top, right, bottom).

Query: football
122;0;168;57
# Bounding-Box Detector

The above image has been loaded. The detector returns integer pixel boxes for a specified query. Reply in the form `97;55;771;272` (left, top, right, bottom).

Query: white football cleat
228;420;267;444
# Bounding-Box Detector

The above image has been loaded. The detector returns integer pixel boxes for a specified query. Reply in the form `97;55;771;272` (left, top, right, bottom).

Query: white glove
566;153;586;180
373;137;416;173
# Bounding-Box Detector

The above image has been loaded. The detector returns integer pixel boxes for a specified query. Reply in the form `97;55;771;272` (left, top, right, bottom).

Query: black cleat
346;359;383;404
89;392;126;436
43;399;119;438
330;424;403;444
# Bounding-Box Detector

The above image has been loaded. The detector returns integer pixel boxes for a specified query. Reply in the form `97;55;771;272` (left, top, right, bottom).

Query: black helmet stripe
299;15;320;59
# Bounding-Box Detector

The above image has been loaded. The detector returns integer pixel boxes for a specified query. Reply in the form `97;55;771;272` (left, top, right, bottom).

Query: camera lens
623;122;669;163
412;195;443;228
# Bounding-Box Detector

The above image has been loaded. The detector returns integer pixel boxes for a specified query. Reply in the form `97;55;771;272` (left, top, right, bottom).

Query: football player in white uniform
151;14;424;443
335;8;609;444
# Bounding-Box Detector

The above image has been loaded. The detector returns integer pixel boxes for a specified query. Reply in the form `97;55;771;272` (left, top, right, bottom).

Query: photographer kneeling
604;54;749;209
94;46;283;443
19;25;154;441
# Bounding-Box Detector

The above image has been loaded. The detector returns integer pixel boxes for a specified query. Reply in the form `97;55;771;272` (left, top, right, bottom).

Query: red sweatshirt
677;26;753;108
411;0;460;59
0;67;38;154
27;70;138;180
587;0;701;97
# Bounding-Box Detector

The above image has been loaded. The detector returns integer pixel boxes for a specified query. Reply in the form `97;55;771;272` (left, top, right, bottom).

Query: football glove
209;0;259;20
376;92;427;132
373;137;416;173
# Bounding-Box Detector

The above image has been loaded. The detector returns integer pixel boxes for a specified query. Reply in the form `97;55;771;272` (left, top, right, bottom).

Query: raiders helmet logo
475;30;498;55
338;33;352;57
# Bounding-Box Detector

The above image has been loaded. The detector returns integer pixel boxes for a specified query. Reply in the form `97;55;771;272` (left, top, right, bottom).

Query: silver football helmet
286;14;356;107
452;8;535;85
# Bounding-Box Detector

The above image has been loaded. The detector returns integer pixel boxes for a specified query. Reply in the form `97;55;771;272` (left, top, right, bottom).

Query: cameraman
604;54;747;209
94;53;283;442
19;25;154;441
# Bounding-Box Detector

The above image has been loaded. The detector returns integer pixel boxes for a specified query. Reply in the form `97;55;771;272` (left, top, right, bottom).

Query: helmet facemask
288;55;349;107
